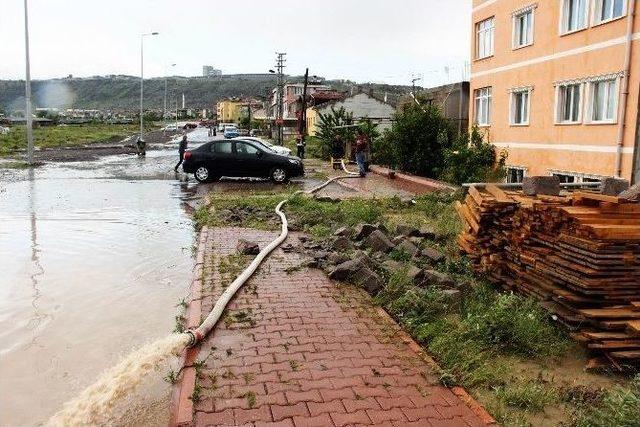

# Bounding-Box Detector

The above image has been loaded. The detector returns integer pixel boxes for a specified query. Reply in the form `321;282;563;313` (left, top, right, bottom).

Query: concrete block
522;176;560;196
601;177;630;196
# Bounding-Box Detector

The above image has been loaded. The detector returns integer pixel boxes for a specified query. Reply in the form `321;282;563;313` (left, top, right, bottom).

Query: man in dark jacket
174;134;188;172
355;130;368;177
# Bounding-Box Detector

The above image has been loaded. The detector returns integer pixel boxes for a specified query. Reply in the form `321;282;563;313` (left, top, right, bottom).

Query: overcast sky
0;0;472;86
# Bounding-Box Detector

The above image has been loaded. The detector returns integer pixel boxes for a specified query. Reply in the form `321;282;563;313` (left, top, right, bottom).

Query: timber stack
456;184;640;369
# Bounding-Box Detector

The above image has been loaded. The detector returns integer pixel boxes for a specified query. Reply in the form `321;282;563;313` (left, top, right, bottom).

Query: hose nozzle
185;330;201;348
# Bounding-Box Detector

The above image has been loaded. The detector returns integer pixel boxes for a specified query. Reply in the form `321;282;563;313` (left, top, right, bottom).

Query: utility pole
275;52;286;145
298;68;309;143
23;0;34;165
140;32;158;144
411;76;422;96
164;63;176;124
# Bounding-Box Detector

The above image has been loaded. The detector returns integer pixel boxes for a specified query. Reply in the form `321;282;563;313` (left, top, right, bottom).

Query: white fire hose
185;160;360;346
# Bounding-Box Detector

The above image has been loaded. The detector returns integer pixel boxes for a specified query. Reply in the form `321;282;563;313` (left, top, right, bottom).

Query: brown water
0;150;201;426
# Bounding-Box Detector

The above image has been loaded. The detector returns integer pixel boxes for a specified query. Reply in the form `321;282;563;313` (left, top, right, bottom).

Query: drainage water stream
0;149;202;426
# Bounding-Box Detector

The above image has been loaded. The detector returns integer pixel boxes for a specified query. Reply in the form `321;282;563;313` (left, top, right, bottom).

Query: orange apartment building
470;0;640;184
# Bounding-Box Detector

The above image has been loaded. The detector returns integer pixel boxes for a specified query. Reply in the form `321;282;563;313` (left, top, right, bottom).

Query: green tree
439;126;507;185
316;106;355;159
378;103;455;178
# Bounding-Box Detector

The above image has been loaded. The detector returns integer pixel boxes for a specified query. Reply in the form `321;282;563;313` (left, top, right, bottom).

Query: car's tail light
184;151;192;160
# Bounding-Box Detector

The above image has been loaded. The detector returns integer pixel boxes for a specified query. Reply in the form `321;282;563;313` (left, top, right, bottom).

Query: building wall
470;0;640;182
216;100;243;123
306;93;395;137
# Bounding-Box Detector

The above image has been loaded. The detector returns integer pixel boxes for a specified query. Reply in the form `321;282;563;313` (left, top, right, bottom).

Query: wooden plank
627;321;640;336
485;184;513;203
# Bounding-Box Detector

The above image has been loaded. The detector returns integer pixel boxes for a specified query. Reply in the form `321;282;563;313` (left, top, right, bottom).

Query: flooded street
0;146;204;426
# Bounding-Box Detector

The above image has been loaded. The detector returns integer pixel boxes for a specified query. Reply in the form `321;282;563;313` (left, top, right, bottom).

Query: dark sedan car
182;139;304;183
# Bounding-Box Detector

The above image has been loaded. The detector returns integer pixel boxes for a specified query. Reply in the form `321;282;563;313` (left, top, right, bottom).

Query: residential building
203;66;222;78
306;92;395;137
470;0;640;183
216;99;244;123
399;82;470;133
270;83;331;120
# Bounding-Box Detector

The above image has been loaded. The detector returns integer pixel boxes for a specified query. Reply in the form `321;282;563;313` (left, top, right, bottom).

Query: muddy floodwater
0;148;204;426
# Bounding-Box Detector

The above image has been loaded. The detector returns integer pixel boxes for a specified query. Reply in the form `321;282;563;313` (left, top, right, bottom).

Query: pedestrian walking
355;130;368;177
174;133;188;172
331;134;345;170
296;136;306;159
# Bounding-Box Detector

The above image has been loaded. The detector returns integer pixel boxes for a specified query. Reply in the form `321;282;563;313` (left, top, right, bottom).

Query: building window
474;87;492;126
588;79;618;122
476;17;495;59
510;88;531;125
553;173;576;183
507;167;526;183
513;8;534;48
561;0;588;34
593;0;626;24
556;83;583;123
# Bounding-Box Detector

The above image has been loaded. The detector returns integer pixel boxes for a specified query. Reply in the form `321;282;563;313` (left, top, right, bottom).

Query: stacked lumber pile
456;186;640;368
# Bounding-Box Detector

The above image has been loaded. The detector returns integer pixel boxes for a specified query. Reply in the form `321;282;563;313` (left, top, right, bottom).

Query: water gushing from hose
49;162;360;425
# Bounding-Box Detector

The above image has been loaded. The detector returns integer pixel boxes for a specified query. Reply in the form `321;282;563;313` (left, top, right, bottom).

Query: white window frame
560;0;590;35
506;166;527;183
592;0;627;25
475;17;495;60
549;169;605;183
510;87;532;126
474;87;492;126
554;83;584;124
586;77;619;124
512;5;535;49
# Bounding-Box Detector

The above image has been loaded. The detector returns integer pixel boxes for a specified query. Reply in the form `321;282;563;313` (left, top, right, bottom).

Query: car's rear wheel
194;165;212;183
270;167;288;184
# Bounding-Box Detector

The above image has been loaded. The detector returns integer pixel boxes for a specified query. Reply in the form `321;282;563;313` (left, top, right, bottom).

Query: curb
169;226;209;427
374;307;497;426
369;165;458;192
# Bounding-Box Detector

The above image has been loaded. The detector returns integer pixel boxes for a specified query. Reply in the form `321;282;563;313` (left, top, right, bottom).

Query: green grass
0;161;34;169
571;375;640;427
0;123;152;155
494;380;558;412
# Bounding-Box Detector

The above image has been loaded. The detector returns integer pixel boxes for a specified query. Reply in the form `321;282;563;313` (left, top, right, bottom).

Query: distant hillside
0;75;412;112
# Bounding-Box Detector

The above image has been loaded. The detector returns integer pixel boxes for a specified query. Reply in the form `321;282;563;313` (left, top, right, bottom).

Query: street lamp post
140;31;159;144
23;0;34;165
164;63;176;123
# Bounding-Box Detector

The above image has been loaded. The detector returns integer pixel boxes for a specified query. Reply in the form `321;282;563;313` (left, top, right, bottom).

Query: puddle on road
0;151;201;426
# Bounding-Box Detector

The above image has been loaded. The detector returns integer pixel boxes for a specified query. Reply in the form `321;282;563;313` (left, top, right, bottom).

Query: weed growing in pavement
242;372;255;385
189;382;202;403
241;391;257;409
163;369;179;385
289;360;300;371
173;314;186;334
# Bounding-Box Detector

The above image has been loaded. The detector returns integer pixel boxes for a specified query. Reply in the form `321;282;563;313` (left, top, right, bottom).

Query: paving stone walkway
172;226;491;427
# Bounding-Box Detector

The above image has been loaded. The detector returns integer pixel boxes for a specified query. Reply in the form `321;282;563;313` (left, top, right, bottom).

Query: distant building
271;83;331;121
217;99;244;123
398;82;470;133
306;92;395;137
203;66;222;78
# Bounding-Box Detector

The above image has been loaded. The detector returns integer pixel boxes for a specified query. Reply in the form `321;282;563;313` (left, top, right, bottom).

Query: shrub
376;103;455;178
439;126;507;185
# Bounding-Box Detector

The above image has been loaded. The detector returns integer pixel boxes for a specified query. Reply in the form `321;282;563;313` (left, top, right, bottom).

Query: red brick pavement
171;227;493;427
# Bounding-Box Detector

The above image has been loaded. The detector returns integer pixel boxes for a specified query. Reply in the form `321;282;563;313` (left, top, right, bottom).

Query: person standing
296;136;306;159
174;133;188;172
355;130;368;177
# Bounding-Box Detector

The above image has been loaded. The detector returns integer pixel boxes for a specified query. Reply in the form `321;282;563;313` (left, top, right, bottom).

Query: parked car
161;124;180;131
238;129;250;136
243;137;291;156
224;126;240;139
249;129;262;137
182;139;304;183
